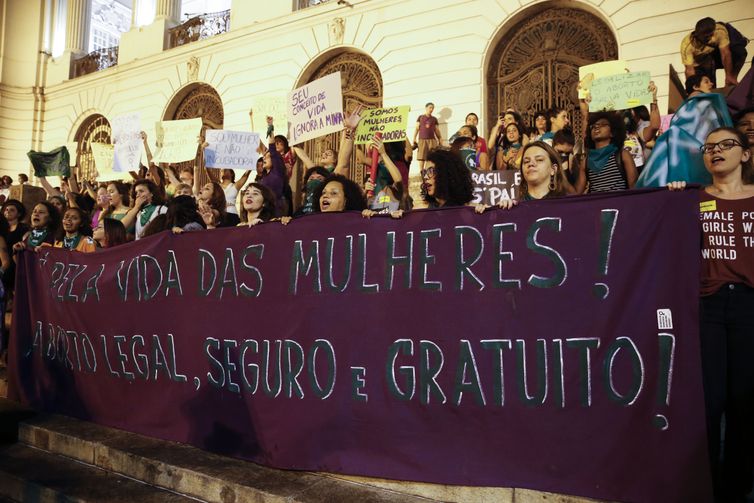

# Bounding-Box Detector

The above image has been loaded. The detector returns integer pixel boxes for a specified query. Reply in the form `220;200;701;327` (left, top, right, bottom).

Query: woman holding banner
669;127;754;502
11;201;60;253
48;207;96;253
420;149;474;208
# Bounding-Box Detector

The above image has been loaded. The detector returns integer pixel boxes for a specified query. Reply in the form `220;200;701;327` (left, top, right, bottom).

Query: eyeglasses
421;166;437;178
590;122;610;130
699;139;743;154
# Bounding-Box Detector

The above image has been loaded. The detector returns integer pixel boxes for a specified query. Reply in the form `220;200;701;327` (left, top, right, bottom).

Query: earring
548;174;556;191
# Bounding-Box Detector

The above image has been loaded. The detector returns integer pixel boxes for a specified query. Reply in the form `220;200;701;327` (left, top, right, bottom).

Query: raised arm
641;81;661;143
235;170;251;191
333;105;364;176
292;146;315;169
38;176;62;197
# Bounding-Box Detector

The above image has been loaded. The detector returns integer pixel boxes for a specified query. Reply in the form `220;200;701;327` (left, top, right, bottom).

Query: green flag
27;146;71;177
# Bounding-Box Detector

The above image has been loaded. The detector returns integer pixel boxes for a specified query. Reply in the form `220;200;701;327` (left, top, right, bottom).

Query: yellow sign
700;200;717;212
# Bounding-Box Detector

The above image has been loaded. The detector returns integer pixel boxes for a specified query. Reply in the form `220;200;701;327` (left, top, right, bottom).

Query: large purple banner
9;189;711;503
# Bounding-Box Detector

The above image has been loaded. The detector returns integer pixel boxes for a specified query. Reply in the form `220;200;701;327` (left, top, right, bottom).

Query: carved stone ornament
187;56;200;81
486;7;618;139
329;17;346;46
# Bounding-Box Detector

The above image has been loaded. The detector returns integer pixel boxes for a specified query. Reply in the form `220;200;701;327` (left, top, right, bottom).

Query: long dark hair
103;218;127;247
34;200;62;235
58;207;92;241
240;183;276;223
107;181;131;208
166;195;205;229
132;179;165;206
1;199;26;223
422;148;473;207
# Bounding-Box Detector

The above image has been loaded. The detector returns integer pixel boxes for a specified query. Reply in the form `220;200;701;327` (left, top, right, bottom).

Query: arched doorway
165;83;224;187
74;114;112;181
486;5;618;140
301;51;383;189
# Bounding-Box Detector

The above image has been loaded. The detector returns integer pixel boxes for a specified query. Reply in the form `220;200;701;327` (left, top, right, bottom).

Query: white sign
204;130;261;170
90;142;128;181
288;72;344;145
152;118;203;163
111;113;143;172
250;95;288;134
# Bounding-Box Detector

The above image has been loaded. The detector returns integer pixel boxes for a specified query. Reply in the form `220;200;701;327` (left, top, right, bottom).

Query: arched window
74;114;112;181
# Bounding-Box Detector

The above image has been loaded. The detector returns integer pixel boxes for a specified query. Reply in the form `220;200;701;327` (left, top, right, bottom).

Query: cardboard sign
578;60;629;99
471;169;521;205
288;72;344;145
355;106;410;145
90;142;127;182
589;71;652;111
152;118;203;163
204;130;261;170
111;113;143;172
250;95;288;135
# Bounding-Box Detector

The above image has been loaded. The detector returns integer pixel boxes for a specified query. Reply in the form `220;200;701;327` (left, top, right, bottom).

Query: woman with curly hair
421;148;474;208
575;106;637;193
51;207;96;253
12;201;60;252
312;173;367;213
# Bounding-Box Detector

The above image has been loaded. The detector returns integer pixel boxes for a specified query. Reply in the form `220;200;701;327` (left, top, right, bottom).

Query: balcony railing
296;0;335;9
168;9;231;49
72;46;119;78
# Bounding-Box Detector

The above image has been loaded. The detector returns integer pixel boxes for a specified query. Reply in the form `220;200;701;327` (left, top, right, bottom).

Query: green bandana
28;228;48;247
62;234;82;251
139;204;158;227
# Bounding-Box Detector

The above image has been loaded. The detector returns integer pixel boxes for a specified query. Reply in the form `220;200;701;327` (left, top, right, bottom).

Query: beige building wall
0;0;752;181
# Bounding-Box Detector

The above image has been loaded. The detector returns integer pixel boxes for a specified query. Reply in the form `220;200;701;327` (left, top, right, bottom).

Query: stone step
0;442;202;502
18;412;432;503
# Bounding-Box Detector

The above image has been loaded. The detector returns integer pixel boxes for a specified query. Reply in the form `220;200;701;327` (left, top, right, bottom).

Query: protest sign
111;113;143;172
355;106;410;144
471;169;520;205
250;95;288;133
288;72;344;145
578;60;629;99
10;190;711;503
204;130;261;170
589;71;652;111
90;143;127;182
152;118;203;163
26;146;71;177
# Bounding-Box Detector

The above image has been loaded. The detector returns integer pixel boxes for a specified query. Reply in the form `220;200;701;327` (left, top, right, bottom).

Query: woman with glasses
420;149;474;208
575;104;637;193
669;127;754;502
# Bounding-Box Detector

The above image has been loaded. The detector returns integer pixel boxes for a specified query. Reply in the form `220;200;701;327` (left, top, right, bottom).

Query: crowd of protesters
0;15;753;503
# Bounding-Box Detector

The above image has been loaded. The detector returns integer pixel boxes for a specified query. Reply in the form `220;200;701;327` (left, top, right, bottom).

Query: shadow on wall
438;107;453;143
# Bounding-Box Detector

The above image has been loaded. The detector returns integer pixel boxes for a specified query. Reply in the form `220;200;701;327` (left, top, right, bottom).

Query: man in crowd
681;17;748;87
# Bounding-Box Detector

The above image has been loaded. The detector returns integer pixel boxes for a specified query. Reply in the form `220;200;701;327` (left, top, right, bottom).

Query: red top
699;191;754;296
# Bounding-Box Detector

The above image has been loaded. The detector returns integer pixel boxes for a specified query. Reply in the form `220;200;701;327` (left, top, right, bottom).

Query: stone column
155;0;180;24
64;0;90;54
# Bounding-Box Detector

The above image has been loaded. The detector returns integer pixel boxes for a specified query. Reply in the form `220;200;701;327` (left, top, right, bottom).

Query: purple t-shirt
417;114;439;140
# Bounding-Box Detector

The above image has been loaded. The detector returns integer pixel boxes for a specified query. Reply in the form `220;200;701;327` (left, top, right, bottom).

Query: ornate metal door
303;52;383;187
171;84;224;186
74;114;112;181
487;7;618;140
